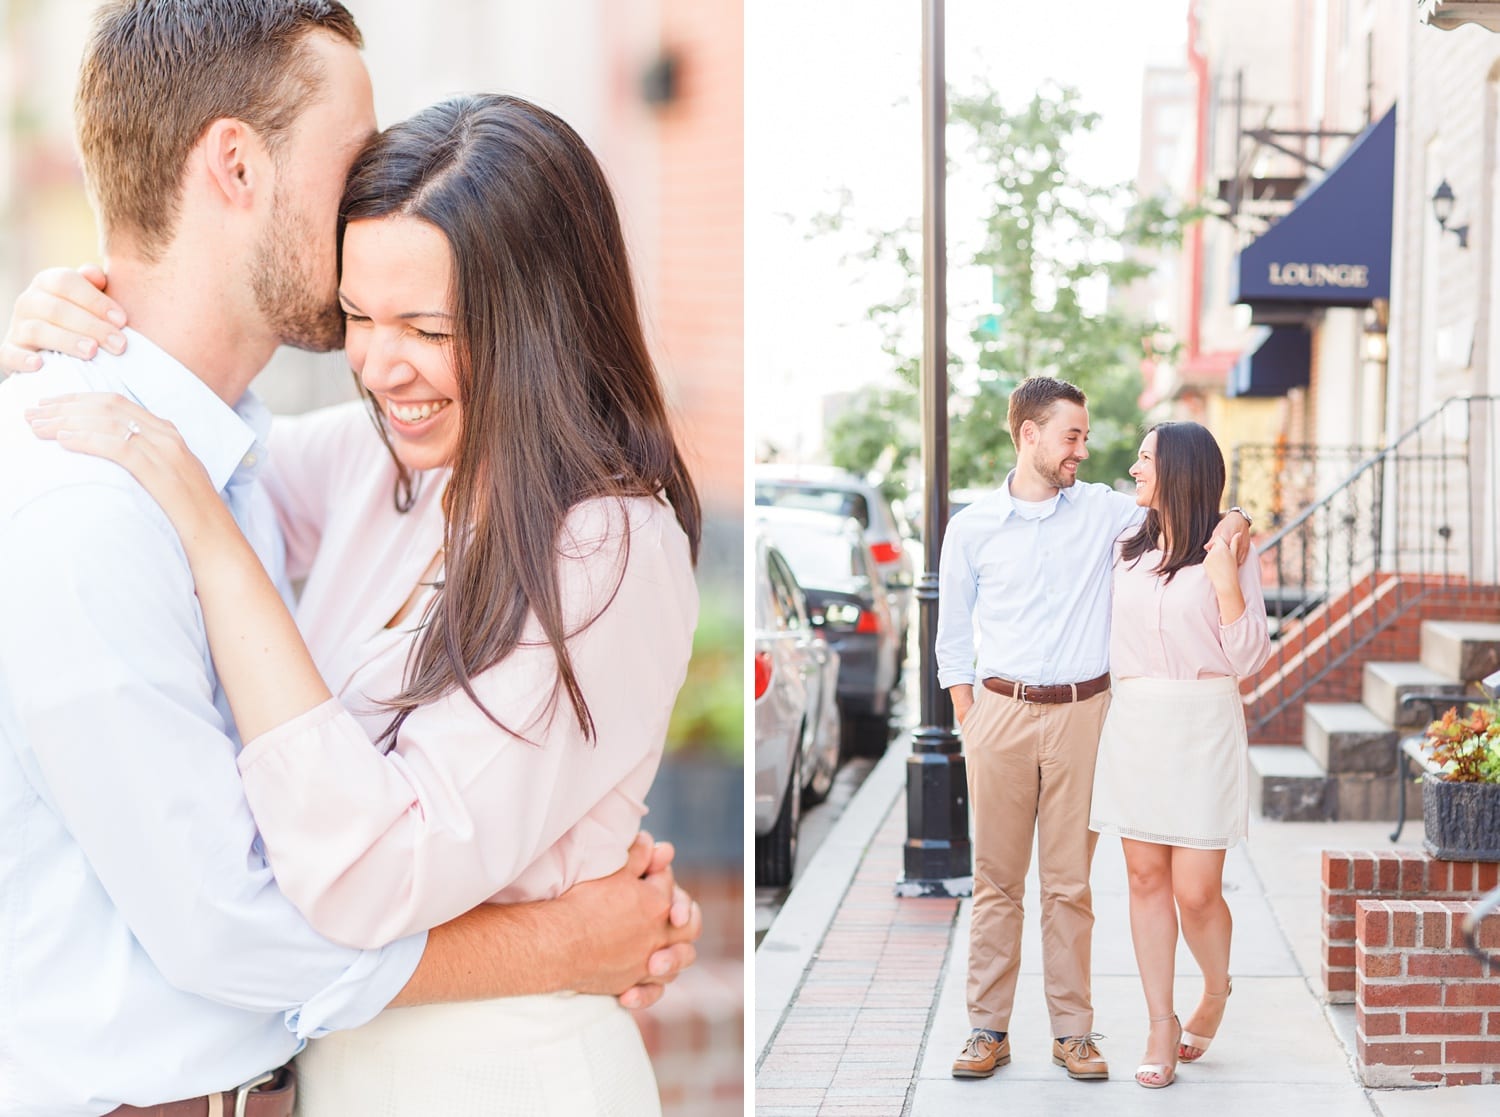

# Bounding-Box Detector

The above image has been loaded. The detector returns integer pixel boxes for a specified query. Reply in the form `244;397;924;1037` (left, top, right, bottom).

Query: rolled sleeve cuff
285;927;426;1040
238;696;350;771
1218;608;1251;636
1218;609;1269;676
937;667;975;690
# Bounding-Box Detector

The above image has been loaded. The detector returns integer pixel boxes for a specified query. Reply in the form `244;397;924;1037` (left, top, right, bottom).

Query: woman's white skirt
294;992;661;1117
1088;675;1249;849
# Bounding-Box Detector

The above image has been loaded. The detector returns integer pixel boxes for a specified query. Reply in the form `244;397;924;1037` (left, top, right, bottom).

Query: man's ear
197;118;270;211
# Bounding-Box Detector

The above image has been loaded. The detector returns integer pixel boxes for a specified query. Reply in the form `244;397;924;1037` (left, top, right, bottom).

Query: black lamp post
897;0;972;899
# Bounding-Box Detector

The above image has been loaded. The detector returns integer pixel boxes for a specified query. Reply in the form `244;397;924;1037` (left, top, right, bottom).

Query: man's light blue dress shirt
0;332;425;1116
935;472;1144;690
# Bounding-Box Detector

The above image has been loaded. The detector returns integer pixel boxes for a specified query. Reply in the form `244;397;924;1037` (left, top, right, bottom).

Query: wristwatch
1227;505;1253;528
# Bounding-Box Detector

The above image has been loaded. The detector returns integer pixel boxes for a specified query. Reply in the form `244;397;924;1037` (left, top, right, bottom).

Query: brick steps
1244;578;1500;746
1251;617;1500;823
1362;661;1466;729
1250;745;1333;821
1421;620;1500;682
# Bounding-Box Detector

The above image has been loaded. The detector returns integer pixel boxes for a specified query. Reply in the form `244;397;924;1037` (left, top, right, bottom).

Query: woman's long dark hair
339;94;702;745
1119;421;1226;584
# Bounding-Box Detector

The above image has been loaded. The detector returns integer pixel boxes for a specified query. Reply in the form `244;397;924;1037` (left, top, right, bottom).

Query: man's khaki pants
961;683;1110;1038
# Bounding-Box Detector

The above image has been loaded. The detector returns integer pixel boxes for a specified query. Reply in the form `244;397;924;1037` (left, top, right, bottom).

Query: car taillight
855;609;883;634
754;651;773;699
870;541;902;565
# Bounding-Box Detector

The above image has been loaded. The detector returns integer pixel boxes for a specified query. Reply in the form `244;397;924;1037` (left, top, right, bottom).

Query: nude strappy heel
1178;980;1231;1063
1135;1013;1180;1089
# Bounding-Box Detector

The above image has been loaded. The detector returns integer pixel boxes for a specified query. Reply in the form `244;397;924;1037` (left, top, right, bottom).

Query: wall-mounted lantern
1431;179;1470;249
640;51;681;108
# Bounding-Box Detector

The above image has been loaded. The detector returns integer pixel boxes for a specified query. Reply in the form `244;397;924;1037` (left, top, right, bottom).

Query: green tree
823;82;1193;494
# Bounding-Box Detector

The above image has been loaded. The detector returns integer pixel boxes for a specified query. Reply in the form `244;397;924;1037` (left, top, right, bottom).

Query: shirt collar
96;328;265;493
994;469;1078;521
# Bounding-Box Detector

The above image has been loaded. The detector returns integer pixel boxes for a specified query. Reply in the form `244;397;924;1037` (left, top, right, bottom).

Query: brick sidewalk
756;796;959;1116
756;770;1500;1116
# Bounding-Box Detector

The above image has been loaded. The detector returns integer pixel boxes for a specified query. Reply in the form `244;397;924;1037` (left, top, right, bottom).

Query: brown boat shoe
1053;1033;1109;1080
952;1029;1010;1078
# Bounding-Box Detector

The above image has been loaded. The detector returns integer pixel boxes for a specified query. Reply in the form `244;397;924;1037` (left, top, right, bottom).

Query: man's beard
1037;456;1082;489
250;192;345;353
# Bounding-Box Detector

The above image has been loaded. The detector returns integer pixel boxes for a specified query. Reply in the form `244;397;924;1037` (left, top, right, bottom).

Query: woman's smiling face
340;215;462;472
1130;429;1158;509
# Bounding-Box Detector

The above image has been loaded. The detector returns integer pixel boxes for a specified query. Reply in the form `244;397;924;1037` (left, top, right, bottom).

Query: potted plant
1413;695;1500;861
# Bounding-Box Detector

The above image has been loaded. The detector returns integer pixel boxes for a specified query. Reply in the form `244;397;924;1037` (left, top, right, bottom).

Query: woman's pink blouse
1109;543;1272;681
236;402;698;949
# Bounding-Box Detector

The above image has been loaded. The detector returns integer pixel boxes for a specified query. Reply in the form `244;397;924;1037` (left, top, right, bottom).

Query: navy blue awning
1226;325;1311;398
1234;105;1395;310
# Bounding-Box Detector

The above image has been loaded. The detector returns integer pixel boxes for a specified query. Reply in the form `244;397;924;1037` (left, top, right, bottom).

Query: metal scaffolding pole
898;0;971;898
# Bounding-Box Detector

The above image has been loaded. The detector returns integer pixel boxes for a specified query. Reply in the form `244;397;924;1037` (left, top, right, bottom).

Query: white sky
745;0;1189;461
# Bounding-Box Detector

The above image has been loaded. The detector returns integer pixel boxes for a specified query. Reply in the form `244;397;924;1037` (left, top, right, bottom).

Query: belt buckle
1017;682;1034;703
233;1071;276;1117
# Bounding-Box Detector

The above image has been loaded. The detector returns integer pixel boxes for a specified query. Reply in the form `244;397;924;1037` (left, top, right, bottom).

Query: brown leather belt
982;672;1111;704
105;1066;294;1117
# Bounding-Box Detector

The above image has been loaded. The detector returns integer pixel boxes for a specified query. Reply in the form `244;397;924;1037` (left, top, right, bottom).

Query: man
936;376;1248;1082
0;4;696;1115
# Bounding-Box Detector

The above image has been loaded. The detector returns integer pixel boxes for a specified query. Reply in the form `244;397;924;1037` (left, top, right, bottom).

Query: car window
761;555;789;630
764;522;870;593
756;482;871;530
766;550;806;630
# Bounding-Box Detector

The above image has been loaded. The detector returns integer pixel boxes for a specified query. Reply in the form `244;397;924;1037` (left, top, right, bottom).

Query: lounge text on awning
1233;105;1395;313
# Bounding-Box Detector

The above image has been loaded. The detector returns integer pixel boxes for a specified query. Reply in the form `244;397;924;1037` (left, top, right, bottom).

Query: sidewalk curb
753;730;912;1063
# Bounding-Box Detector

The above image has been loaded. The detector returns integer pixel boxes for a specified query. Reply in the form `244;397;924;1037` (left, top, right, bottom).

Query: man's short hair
75;0;362;259
1006;375;1088;448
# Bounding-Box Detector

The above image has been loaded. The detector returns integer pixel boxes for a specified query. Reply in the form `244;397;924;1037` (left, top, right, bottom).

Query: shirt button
242;452;258;467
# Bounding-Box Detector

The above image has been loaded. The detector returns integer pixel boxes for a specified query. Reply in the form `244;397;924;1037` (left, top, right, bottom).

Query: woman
22;94;699;1116
1087;422;1270;1090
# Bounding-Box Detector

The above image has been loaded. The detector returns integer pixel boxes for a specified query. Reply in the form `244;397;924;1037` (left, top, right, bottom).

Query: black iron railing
1246;395;1500;737
1229;442;1383;532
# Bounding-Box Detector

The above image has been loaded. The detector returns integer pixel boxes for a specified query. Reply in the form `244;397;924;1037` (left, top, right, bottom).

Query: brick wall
635;958;744;1116
655;0;744;515
627;3;744;1108
660;865;743;964
633;867;744;1115
1321;849;1498;1003
1354;899;1500;1087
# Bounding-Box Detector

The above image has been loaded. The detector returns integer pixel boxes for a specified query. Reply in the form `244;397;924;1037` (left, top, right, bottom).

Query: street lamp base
894;873;973;899
901;747;970;889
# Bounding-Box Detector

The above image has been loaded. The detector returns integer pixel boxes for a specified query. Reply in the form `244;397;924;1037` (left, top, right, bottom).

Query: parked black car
754;465;914;680
757;507;900;757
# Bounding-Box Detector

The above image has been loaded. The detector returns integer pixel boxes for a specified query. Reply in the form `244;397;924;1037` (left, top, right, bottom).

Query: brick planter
1321;850;1498;1002
1354;899;1500;1086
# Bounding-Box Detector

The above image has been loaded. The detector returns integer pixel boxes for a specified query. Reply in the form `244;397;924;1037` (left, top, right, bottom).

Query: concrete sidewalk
755;733;1500;1115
